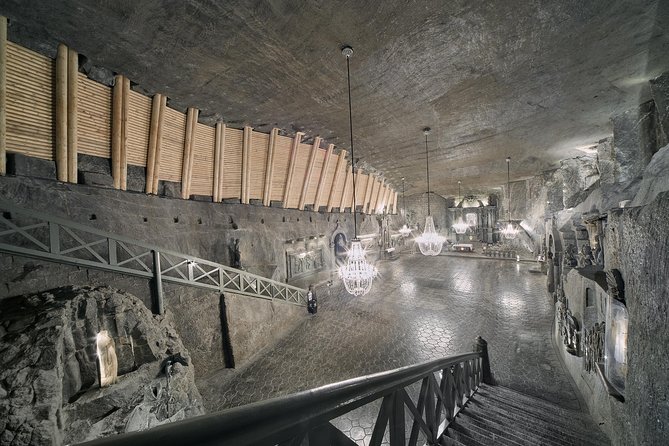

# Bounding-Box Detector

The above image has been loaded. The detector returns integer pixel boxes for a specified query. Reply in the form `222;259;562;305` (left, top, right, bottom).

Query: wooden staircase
442;384;610;446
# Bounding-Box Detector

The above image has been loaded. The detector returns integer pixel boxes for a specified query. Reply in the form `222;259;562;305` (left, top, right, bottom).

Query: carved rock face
0;286;204;445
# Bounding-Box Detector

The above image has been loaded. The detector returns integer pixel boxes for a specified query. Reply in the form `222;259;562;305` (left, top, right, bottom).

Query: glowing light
416;216;446;256
452;217;469;234
338;240;378;296
96;330;118;387
398;224;412;236
501;222;518;240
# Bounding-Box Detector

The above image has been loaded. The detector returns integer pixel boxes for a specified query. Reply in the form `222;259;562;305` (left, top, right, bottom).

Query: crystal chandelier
398;177;412;236
415;128;446;256
452;180;469;235
501;157;518;240
337;46;378;296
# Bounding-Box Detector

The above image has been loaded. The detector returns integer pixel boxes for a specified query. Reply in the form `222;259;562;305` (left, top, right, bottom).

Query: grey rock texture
650;72;669;148
611;101;658;183
0;174;365;293
559;156;600;208
596;138;616;186
601;193;669;445
223;292;305;367
631;143;669;207
0;286;204;446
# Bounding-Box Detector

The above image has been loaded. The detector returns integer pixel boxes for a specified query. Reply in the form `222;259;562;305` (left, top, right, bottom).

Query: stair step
456;411;564;446
465;398;605;445
460;407;586;446
478;385;582;418
449;419;525;446
474;388;599;433
447;426;489;446
463;393;609;445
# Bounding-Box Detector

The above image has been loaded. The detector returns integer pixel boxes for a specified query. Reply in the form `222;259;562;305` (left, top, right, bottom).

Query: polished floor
201;254;581;423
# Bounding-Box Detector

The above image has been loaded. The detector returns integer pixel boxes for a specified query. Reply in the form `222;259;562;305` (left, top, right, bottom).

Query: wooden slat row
221;127;243;199
180;107;199;199
299;137;321;210
77;73;111;159
262;128;279;206
126;89;151;167
327;151;347;212
189;121;215;197
283;132;304;208
145;93;166;194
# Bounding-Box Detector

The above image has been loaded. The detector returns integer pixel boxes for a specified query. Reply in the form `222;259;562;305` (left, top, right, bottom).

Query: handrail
80;351;484;446
0;199;307;310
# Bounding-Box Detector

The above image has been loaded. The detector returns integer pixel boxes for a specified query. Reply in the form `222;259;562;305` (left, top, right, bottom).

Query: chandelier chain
345;54;358;238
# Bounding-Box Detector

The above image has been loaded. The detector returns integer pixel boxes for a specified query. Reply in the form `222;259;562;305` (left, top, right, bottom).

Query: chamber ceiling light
415;128;446;256
501;157;519;240
337;46;378;296
452;180;469;235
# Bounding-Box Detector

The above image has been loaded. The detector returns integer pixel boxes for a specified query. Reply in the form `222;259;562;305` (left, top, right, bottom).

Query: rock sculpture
584;322;605;373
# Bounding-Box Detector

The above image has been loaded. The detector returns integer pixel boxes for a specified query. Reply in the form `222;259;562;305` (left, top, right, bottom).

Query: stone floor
200;255;582;441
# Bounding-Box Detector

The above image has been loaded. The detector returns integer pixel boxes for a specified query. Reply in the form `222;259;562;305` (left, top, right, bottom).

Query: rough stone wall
0;173;356;292
0;286;204;445
649;72;669;149
600;194;669;445
611;101;658;183
404;192;449;234
223;293;305;367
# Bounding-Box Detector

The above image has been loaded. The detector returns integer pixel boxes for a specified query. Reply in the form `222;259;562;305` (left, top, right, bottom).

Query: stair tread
465;398;609;444
459;408;604;446
438;385;610;446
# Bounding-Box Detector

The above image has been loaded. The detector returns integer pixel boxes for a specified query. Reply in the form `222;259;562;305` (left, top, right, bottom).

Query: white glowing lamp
501;222;518;239
416;216;446;256
338;240;378;296
452;217;469;234
398;224;412;236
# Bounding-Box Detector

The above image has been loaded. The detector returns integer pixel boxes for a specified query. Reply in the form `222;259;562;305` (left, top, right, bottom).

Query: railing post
152;250;164;315
48;222;60;254
473;336;493;385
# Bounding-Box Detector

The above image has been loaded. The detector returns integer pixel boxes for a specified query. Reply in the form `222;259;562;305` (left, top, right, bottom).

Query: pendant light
337;46;378;296
398;177;412;236
501;157;518;240
452;180;469;235
415;128;446;256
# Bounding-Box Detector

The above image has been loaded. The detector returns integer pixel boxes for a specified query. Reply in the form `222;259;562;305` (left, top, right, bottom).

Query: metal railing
80;350;485;446
0;200;307;311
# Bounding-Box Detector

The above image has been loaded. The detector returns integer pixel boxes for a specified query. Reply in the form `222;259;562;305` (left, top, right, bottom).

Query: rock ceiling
2;0;668;195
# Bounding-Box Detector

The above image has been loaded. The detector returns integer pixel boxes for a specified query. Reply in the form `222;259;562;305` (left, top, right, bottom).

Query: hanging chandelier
337;46;378;296
501;157;518;240
452;180;469;235
398;177;412;236
415;128;446;256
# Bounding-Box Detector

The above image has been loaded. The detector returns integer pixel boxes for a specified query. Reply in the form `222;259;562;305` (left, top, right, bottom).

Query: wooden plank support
151;94;167;194
241;125;252;204
339;164;353;213
298;136;321;210
380;185;389;213
120;77;130;190
262;128;278;206
282;131;304;208
66;48;78;183
392;190;398;214
367;178;379;214
55;44;68;182
180;107;198;199
363;174;374;214
213;122;226;202
372;179;385;214
146;94;162;193
0;16;7;176
112;75;129;190
326;150;347;212
314;143;333;211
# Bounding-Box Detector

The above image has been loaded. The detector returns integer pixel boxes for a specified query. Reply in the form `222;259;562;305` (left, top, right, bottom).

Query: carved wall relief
558;302;581;356
285;236;327;280
583;322;605;373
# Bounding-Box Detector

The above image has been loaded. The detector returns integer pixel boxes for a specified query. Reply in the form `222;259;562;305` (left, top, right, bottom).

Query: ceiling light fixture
337;46;378;296
399;177;412;236
415;128;446;256
452;180;469;235
501;157;518;240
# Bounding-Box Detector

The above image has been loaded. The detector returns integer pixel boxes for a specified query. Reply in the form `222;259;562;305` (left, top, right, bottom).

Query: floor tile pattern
201;255;581;443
